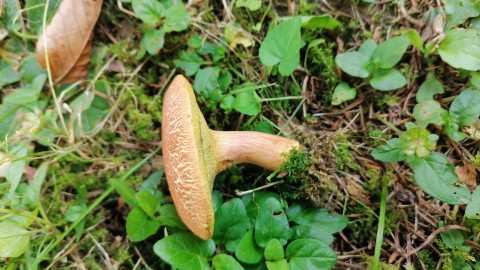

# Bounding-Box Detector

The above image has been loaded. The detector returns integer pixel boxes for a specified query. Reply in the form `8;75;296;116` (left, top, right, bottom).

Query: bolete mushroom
162;75;300;240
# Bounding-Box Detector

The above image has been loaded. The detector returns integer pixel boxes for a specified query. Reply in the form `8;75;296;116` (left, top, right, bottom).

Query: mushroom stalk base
212;130;301;173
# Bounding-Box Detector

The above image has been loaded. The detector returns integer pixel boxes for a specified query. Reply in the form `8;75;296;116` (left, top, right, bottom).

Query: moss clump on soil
275;128;341;206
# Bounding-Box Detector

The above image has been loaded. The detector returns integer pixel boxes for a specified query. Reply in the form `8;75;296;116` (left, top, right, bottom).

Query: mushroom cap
161;75;217;240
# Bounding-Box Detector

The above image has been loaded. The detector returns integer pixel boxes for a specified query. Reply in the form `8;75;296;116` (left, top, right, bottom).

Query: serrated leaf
370;68;407;91
372;36;410;69
335;51;370;78
153;232;215;270
254;197;289;248
439;29;480;71
141;29;165;55
416;72;444;102
259;17;304;76
371;138;407;162
132;0;164;26
413;100;447;127
213;198;249;252
235;229;264;264
126;208;162;242
449;88;480;125
332;82;356;105
408;153;472;205
0;220;30;258
443;0;480;30
212;254;245;270
466;186;480;219
286;239;337;270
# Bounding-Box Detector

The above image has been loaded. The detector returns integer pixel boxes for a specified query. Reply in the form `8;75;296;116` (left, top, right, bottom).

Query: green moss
471;151;480;170
333;134;361;171
308;43;340;90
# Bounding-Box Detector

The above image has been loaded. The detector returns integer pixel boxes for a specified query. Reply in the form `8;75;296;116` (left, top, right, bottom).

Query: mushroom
162;75;300;240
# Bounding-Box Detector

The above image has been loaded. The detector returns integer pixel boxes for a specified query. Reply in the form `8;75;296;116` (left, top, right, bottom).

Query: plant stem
372;181;388;270
235;180;285;196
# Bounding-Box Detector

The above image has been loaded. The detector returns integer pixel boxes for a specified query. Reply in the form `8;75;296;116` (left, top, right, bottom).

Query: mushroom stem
212;130;300;173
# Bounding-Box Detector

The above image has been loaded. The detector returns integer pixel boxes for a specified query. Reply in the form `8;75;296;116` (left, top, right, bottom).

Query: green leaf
126;208;162;242
266;259;288;270
264;238;284;261
290;225;334;245
449;88;480;125
4;74;47;105
22;162;49;206
254;197;289;248
212;254;245;270
331;82;356;105
372;36;410;69
174;51;205;76
235;0;262;11
466;186;480;219
402;29;424;52
358;39;378;59
111;178;137;207
439;29;480;71
153;232;215;270
443;115;466;141
5;144;28;196
413;100;448;127
141;29;165;55
136;190;161;217
0;60;21;88
259;17;304;76
213;198;249;252
440;224;465;249
371;138;407;162
233;88;262;116
408;153;472;205
164;4;190;32
157;204;186;228
416;72;444;102
235;229;264;264
194;67;221;100
286;239;337;270
140;169;164;193
25;0;61;34
301;15;342;30
443;0;480;30
285;204;348;235
132;0;164;26
0;220;30;258
243;191;281;220
335;51;370;78
370;68;407;91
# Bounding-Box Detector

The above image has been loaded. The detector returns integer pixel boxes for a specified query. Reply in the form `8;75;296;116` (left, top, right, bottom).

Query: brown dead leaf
456;163;477;189
36;0;103;84
345;176;371;205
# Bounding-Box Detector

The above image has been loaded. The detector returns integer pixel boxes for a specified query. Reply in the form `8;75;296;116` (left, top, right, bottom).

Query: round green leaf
132;0;164;26
213;198;249;252
439;29;480;71
0;220;30;258
153;232;215;270
416;72;444;102
235;0;262;11
235;229;264;264
370;68;407;91
290;225;334;245
335;51;370;78
286;239;337;270
371;36;410;69
232;89;262;116
264;238;284;261
254;197;289;247
331;82;356;105
466;186;480;220
126;208;162;242
413;100;447;128
285;203;348;234
141;29;165;55
212;254;245;270
164;4;190;32
449;88;480;125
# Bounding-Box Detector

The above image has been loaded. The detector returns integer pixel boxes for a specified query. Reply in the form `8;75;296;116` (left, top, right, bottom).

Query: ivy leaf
466;186;480;219
254;197;290;247
449;88;480;125
413;100;448;127
331;82;356;105
371;138;407;162
213;198;249;252
153;232;215;270
439;29;480;71
408;153;472;205
0;220;30;258
132;0;164;26
286;239;337;270
259;17;304;76
416;72;444;102
164;4;190;32
235;229;264;264
212;254;245;270
371;36;410;69
443;0;480;30
126;208;162;242
370;68;407;91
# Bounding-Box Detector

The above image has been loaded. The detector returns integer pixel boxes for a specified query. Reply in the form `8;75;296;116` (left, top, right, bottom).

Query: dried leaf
345;176;371;205
36;0;103;84
456;163;477;189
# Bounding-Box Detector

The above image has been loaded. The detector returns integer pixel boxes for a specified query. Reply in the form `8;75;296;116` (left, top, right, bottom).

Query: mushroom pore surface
162;75;300;240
